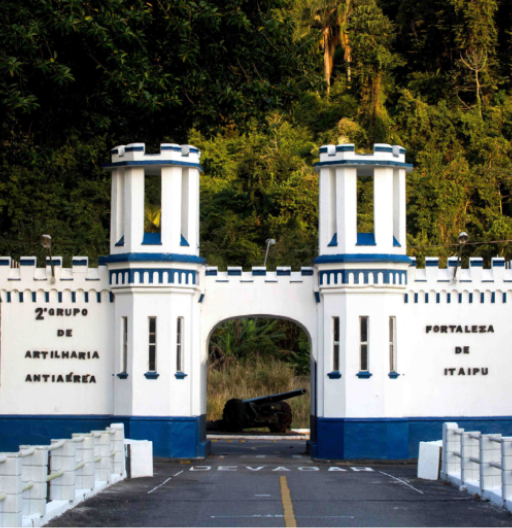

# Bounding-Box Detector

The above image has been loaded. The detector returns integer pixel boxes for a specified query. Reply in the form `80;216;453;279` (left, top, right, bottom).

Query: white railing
441;422;512;509
0;423;125;528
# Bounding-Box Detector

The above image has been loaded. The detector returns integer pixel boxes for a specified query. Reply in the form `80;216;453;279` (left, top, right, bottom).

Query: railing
441;422;512;509
0;423;125;528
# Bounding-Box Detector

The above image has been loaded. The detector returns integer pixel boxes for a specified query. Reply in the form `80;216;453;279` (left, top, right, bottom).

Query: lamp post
41;234;56;284
453;231;469;280
263;239;276;267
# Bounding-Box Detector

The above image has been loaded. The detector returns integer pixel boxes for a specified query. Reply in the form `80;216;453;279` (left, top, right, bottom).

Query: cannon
221;389;307;433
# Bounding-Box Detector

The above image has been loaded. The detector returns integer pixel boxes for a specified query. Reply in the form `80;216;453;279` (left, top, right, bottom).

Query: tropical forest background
2;0;511;427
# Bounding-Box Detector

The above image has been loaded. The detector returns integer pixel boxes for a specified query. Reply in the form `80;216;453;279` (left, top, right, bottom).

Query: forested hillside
2;0;512;269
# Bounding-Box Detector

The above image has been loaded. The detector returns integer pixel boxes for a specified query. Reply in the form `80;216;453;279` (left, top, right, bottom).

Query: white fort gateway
0;142;510;460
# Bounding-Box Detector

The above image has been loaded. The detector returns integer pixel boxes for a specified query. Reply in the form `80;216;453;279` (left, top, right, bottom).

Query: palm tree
297;0;352;91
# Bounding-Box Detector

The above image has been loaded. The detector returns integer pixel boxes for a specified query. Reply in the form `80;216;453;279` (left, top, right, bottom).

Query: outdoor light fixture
41;234;56;284
264;238;276;267
453;231;469;280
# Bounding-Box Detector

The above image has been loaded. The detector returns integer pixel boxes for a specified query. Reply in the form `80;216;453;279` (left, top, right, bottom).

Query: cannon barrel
242;388;307;406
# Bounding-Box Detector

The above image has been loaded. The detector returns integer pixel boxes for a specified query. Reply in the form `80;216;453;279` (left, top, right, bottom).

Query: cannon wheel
223;399;248;432
269;402;293;433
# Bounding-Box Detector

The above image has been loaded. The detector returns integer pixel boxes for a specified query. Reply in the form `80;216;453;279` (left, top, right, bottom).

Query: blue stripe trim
327;233;338;247
356;372;373;379
277;269;291;276
180;234;190;247
20;258;36;266
58;292;62;303
356;233;376;246
414;293;418;303
227;269;242;276
125;146;144;152
481;292;485;303
374;146;393;153
425;293;429;303
404;293;408;303
32;292;36;302
47;257;62;266
504;292;507;303
97;292;101;303
393;237;401;248
198;293;204;303
314;160;413;171
19;292;23;303
493;260;505;267
315;254;413;265
115;236;125;247
205;269;217;276
301;268;313;276
110;268;197;286
425;259;439;267
327;371;342;379
103;253;205;265
142;232;162;245
71;292;76;303
144;372;160;379
110;292;114;303
470;293;473;303
0;259;10;266
45;292;49;303
72;259;88;266
84;292;89;303
102;160;203;172
252;269;266;276
470;260;483;267
314;292;321;303
436;293;440;303
319;269;407;286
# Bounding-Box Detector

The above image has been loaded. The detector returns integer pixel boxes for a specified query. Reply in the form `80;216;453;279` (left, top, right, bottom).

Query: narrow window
144;175;162;235
389;316;397;372
176;317;184;372
121;317;128;373
148;317;157;372
357;175;374;234
360;316;369;371
333;317;340;371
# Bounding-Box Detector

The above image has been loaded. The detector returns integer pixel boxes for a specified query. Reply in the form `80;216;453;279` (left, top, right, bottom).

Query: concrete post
501;437;512;506
392;168;406;248
110;424;125;476
49;440;77;502
441;422;461;481
480;434;502;496
461;432;480;485
73;434;94;491
0;453;22;528
20;446;48;517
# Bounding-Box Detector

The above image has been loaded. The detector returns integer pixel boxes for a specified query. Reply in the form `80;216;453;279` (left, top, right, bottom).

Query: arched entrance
205;315;316;441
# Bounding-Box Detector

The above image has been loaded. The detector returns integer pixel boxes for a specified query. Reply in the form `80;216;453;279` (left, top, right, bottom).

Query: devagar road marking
280;476;297;528
379;471;424;495
147;471;183;494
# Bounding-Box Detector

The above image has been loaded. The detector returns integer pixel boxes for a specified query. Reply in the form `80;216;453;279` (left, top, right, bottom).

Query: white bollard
110;424;125;476
441;422;461;481
49;440;77;502
0;452;23;528
480;434;502;500
19;446;48;518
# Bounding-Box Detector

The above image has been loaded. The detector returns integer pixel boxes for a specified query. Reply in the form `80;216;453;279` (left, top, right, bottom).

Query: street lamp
41;234;56;284
263;239;276;267
453;232;469;280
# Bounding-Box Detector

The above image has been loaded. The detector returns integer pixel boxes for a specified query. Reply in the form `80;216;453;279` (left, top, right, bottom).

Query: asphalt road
47;439;512;527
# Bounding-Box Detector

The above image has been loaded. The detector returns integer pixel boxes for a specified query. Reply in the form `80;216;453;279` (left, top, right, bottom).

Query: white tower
313;144;413;460
102;143;208;458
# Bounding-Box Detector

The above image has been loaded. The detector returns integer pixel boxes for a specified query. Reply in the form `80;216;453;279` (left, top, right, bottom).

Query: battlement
315;143;413;173
104;142;201;169
205;266;314;283
0;256;110;292
409;257;511;284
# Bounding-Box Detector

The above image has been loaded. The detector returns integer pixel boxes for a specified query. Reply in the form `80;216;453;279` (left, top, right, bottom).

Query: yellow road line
279;476;297;528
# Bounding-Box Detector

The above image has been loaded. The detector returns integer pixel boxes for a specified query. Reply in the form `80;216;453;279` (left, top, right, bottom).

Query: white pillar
124;167;145;252
161;167;182;252
336;167;357;253
318;168;332;253
20;446;48;517
49;440;77;502
461;432;480;485
188;168;200;253
110;169;124;252
0;453;22;528
393;168;406;248
373;167;394;252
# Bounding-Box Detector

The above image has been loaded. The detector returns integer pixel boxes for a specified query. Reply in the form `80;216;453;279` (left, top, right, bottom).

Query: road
47;439;512;527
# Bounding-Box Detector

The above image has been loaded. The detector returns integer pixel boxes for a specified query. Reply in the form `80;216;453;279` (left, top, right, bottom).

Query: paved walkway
46;439;512;527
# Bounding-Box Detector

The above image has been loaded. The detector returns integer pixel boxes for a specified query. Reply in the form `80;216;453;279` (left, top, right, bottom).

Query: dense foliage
3;0;512;367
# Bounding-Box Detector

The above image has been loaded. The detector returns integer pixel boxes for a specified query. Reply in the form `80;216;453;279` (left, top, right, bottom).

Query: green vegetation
3;0;512;410
207;357;310;429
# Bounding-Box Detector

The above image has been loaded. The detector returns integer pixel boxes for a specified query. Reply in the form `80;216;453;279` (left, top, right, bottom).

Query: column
161;166;182;252
187;168;200;254
123;167;145;252
373;167;394;252
110;169;124;252
336;167;357;254
393;168;406;249
318;167;332;253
